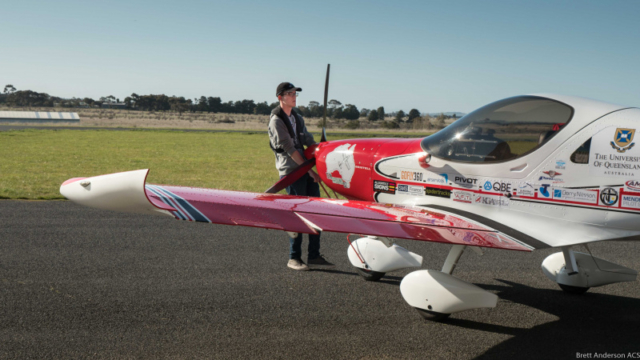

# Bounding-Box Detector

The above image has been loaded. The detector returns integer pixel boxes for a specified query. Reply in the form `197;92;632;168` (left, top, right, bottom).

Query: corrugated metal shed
0;111;80;123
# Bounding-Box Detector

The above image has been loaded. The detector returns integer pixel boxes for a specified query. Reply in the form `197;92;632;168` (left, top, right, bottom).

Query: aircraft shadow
319;269;640;358
465;280;640;359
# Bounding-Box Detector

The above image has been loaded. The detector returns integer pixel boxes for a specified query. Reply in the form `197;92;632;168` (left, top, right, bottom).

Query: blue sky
2;0;639;113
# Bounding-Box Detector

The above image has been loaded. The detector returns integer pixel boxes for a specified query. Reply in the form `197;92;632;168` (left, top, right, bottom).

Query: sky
2;0;640;113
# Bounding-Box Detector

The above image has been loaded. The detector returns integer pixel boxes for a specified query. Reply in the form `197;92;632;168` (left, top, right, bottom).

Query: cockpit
420;96;574;163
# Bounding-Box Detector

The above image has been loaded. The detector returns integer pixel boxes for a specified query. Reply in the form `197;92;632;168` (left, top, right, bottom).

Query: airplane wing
60;169;533;252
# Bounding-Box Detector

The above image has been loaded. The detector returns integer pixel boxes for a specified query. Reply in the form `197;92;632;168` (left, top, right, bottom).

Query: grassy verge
0;129;426;200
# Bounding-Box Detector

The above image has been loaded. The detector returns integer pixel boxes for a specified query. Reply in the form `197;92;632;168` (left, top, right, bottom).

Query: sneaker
287;259;309;271
307;255;334;266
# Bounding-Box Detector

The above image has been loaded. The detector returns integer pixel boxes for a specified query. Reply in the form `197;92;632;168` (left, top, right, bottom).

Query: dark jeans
282;173;321;260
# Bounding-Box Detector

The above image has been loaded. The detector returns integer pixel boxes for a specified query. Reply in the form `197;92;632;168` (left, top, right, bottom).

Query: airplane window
570;138;591;164
421;96;574;163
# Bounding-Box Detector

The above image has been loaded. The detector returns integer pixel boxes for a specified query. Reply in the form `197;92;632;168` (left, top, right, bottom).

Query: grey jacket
268;106;316;176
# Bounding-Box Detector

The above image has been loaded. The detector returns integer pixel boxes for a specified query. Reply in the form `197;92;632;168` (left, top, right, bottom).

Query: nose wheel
558;283;590;294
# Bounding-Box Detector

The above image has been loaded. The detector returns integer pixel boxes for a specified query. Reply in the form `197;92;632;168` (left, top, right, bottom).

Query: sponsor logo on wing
552;188;597;204
146;185;211;222
373;180;396;194
474;194;509;207
611;128;636;153
517;182;535;197
555;160;566;170
538;170;563;183
398;184;424;196
424;186;451;198
452;190;473;203
600;187;619;206
622;194;640;209
539;184;551;198
483;180;511;192
625;180;640;192
425;173;448;184
401;171;424;182
453;176;477;188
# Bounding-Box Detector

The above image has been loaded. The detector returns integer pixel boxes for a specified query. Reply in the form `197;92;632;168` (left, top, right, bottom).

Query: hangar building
0;111;80;123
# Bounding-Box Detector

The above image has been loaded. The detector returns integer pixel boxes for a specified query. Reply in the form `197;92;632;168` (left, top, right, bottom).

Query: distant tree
360;108;370;118
254;101;271;115
207;97;222;113
333;107;344;119
367;110;379;121
407;109;421;123
343;104;360;120
377;106;385;121
3;84;16;94
395;110;405;122
197;96;208;112
328;99;342;109
83;97;96;107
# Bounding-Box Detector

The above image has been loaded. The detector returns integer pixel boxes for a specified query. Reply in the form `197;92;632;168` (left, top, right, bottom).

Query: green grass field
0;129;432;200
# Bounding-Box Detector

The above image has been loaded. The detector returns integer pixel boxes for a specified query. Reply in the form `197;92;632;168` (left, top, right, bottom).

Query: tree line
0;84;456;127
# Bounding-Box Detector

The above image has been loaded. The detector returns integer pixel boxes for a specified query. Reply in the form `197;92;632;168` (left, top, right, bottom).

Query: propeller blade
321;64;330;143
265;158;316;194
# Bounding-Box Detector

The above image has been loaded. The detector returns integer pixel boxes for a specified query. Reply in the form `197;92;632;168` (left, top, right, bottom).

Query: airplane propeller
264;64;331;194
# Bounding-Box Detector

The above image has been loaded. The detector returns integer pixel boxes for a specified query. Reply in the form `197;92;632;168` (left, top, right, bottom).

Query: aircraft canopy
421;96;573;163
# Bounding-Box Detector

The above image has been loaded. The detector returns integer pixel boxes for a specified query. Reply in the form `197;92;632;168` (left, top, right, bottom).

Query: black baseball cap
276;82;302;96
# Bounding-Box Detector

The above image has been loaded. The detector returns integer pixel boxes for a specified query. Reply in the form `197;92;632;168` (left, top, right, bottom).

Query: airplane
60;93;640;321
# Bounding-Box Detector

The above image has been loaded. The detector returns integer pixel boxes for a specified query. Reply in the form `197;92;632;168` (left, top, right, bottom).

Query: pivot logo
484;181;512;192
600;187;619;206
539;184;551;198
454;176;477;187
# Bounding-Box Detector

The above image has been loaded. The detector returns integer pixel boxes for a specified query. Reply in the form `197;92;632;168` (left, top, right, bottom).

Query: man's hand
308;169;320;183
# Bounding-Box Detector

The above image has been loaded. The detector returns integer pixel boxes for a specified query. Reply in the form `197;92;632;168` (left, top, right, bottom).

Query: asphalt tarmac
2;200;640;359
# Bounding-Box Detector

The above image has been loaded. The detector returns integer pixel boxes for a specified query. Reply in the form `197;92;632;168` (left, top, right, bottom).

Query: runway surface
2;200;640;359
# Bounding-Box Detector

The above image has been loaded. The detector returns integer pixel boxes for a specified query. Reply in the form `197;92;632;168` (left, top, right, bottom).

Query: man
268;82;333;271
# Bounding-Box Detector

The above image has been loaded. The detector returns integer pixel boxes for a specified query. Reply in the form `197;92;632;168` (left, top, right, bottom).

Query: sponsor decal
424;186;451;198
611;128;636;153
397;184;424;196
555;160;566;170
599;187;619;206
452;190;474;203
453;176;478;188
482;180;512;192
325;143;356;188
552;188;598;204
621;194;640;209
425;173;448;184
625;180;640;193
400;171;424;182
590;126;640;178
373;180;396;194
516;182;536;197
474;194;509;207
538;170;563;183
539;184;551;198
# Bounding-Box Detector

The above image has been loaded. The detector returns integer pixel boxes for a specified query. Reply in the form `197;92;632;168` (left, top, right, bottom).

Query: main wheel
355;268;385;282
415;308;451;322
558;283;590;294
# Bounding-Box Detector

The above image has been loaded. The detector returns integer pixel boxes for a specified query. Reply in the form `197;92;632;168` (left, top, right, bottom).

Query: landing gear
400;246;498;321
355;268;386;282
541;246;637;292
415;308;451;322
347;236;422;281
558;283;590;295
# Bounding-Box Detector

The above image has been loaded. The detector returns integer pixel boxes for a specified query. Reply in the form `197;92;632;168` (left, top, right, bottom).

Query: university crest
610;128;636;153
